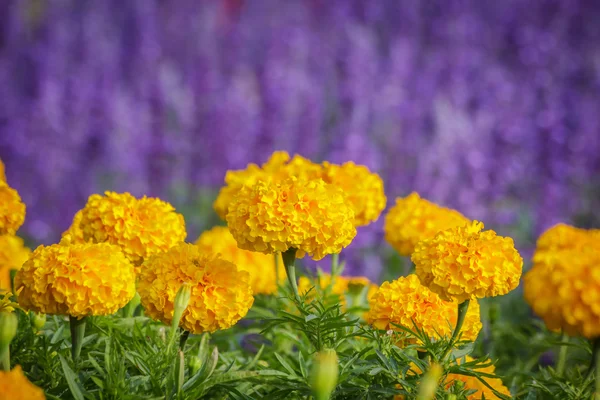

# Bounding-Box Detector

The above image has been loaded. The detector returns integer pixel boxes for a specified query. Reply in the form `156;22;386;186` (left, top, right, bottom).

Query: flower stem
69;316;86;362
282;248;300;301
180;330;190;350
330;253;340;277
556;332;569;377
441;300;470;360
0;346;9;371
274;252;281;285
122;292;141;318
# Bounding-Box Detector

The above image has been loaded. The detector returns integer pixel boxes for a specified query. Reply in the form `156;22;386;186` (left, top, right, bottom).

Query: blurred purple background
1;0;599;279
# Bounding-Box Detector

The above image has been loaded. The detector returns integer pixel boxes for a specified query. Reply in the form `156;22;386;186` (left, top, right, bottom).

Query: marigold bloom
78;191;186;265
0;365;46;399
62;210;86;244
195;226;284;295
532;223;600;266
214;151;322;219
0;181;26;235
412;221;522;303
15;242;136;317
384;192;469;256
138;243;254;333
0;235;31;291
227;178;356;260
322;162;386;227
365;275;481;343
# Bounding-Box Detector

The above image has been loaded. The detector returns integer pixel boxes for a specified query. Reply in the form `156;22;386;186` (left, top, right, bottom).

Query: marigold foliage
195;226;284;295
14;242;136;317
138;243;254;334
226;178;356;260
384;192;469;256
444;357;511;399
412;221;522;303
78;191;186;265
298;273;374;311
0;365;46;400
0;181;26;235
0;235;31;291
321;162;386;227
365;275;481;343
214;151;323;219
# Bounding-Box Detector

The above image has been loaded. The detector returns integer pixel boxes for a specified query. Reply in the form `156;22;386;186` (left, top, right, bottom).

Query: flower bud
417;363;443;400
30;312;46;332
188;355;202;375
171;283;191;331
310;348;339;400
0;312;18;348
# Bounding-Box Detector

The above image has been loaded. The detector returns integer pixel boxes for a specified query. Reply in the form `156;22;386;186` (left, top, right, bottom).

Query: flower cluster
366;275;481;343
524;225;600;338
137;243;254;333
0;235;31;291
195;226;284;295
384;193;469;257
322;162;386;226
0;366;46;399
412;221;523;303
0;181;26;235
75;191;186;265
226;178;356;260
15;242;136;317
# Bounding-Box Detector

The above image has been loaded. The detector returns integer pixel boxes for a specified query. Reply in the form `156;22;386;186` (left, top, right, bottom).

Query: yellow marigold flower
365;275;481;343
213;151;323;219
298;273;350;304
321;162;386;227
14;242;136;317
0;158;5;182
138;243;254;333
78;191;186;265
532;223;600;266
195;226;285;295
0;235;31;291
0;365;46;399
524;245;600;338
0;181;26;235
412;221;523;303
62;210;86;244
227;178;356;260
384;192;469;256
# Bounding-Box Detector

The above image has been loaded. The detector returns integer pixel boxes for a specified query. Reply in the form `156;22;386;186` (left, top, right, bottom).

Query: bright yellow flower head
195;226;285;295
0;235;31;291
0;181;26;235
384;192;469;256
322;162;386;227
532;223;600;266
138;243;254;334
412;221;522;303
78;191;186;265
0;365;46;400
365;275;481;343
226;178;356;260
14;242;136;317
213;151;323;219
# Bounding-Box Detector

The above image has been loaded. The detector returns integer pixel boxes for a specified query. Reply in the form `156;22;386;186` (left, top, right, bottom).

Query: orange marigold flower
15;242;136;317
532;223;600;266
78;191;186;265
384;192;469;256
0;235;31;291
0;181;26;235
321;162;386;227
365;275;481;343
138;243;254;333
0;365;46;399
195;226;285;295
213;151;323;219
226;178;356;260
412;221;522;303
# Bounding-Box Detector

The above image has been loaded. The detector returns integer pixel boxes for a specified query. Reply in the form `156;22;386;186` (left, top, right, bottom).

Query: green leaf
274;353;297;377
59;355;86;400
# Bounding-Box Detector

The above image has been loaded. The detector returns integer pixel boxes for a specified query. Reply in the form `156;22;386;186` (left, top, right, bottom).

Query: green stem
596;348;600;400
282;248;300;300
441;300;470;360
556;332;569;377
331;253;340;277
180;330;190;350
69;316;87;362
0;345;9;371
274;253;281;285
122;292;141;318
585;338;600;382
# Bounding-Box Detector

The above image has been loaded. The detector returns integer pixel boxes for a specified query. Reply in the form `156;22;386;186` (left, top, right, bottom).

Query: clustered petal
412;221;522;303
524;225;600;338
137;243;254;334
226;178;356;260
76;191;186;265
0;235;31;291
195;226;284;295
366;275;481;343
62;210;86;244
15;242;136;317
0;181;26;235
322;161;386;227
0;366;46;400
384;192;469;256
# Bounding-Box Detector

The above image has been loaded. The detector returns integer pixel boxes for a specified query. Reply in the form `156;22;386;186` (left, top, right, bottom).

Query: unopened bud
172;283;192;331
30;312;46;332
310;348;339;400
189;355;202;375
0;312;18;347
417;363;443;400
